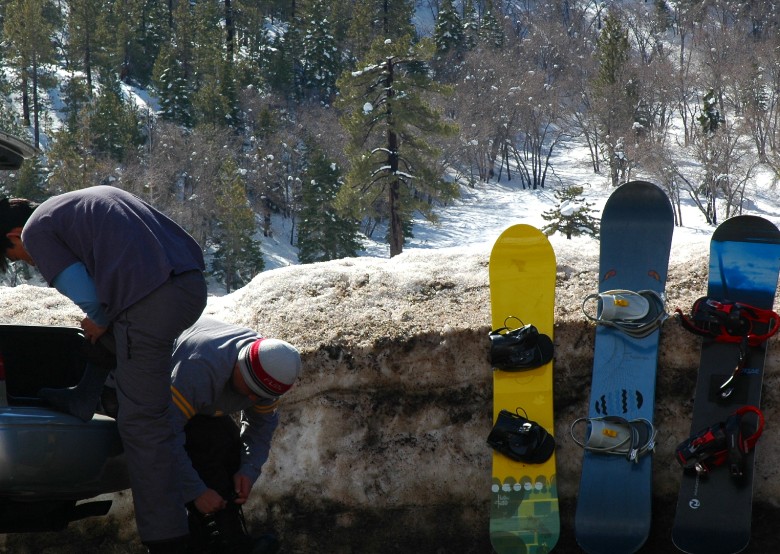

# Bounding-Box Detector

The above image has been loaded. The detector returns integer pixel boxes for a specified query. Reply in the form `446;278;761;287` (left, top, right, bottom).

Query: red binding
675;297;780;347
675;405;765;477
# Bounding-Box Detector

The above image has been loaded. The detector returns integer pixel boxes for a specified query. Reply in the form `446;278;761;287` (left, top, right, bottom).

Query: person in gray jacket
168;316;302;553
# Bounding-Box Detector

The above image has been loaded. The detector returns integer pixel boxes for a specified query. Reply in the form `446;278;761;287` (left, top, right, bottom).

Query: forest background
0;0;776;292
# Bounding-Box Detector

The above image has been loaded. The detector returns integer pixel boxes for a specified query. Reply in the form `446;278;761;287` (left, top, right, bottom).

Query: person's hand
194;488;227;515
232;473;252;505
81;318;107;344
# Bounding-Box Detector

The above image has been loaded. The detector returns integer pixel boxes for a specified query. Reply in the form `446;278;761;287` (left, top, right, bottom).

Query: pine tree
299;0;341;101
336;35;458;257
67;0;101;91
152;0;195;126
462;0;479;50
190;0;236;127
345;0;376;62
592;12;637;186
595;14;631;89
433;0;465;77
232;0;274;89
211;157;264;293
46;126;97;194
298;150;362;263
192;59;235;128
87;73;144;161
3;0;56;147
345;0;416;62
85;0;160;84
698;89;721;136
153;40;194;126
479;1;505;48
60;76;91;135
542;186;600;239
10;154;45;200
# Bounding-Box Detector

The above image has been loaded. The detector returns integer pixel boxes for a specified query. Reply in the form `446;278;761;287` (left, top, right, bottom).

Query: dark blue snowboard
574;181;674;554
672;215;780;554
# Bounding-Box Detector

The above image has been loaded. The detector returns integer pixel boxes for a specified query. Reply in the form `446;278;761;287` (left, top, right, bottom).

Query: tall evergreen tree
345;0;416;62
479;1;504;48
11;154;46;200
152;0;195;126
211;157;264;293
298;150;362;263
299;0;341;101
336;36;458;257
3;0;56;147
592;12;637;185
67;0;101;91
60;75;92;135
378;0;416;39
232;0;267;81
698;89;721;135
462;0;479;50
190;0;236;126
192;59;236;127
433;0;465;78
595;13;631;89
344;0;375;62
434;0;465;55
46;126;98;194
153;40;194;126
87;73;144;161
89;0;168;85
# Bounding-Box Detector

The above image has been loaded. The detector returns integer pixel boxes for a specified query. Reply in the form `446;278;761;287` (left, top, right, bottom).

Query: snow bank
4;241;780;552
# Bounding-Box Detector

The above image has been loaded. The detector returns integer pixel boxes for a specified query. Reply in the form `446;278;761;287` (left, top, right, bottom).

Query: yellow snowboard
488;224;559;554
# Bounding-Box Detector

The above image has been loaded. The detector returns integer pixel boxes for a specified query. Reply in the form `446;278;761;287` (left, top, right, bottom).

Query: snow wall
2;244;780;553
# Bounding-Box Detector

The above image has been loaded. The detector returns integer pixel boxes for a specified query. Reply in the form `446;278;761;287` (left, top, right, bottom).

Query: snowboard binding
676;297;780;398
674;296;780;347
582;289;668;338
489;317;553;371
570;415;657;463
487;407;555;464
675;405;764;478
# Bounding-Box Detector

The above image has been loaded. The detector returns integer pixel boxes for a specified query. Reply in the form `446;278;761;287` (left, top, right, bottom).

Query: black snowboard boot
188;504;278;554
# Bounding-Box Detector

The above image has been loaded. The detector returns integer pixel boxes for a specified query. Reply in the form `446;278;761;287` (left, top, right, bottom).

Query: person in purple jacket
0;186;207;553
169;316;301;553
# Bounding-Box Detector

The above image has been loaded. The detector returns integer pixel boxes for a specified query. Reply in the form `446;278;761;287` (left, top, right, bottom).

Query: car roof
0;131;39;170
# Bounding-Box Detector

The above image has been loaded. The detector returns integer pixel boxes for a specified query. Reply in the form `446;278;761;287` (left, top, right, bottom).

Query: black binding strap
489;317;554;371
487;408;555;464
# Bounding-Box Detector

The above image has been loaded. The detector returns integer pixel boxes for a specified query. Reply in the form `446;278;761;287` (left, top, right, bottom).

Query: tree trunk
21;72;30;127
225;0;234;61
389;178;403;257
32;55;40;148
385;58;404;257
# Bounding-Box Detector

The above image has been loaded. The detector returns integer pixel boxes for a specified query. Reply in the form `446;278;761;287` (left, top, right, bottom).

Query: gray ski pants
112;270;207;542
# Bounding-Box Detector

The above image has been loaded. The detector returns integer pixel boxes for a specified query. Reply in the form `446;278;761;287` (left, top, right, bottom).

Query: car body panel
0;324;130;531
